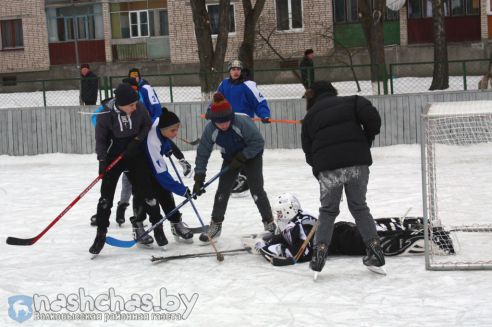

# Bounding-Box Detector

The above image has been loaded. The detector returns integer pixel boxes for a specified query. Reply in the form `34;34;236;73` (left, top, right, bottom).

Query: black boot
130;217;154;245
363;238;385;267
310;243;329;272
199;221;222;242
153;225;168;247
89;230;107;255
115;202;129;226
171;220;194;243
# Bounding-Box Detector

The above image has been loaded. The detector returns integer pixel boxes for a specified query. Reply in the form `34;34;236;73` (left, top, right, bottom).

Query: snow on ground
0;76;483;109
1;145;491;326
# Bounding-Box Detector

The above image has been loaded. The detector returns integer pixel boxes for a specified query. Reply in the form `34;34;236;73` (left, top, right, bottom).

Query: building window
408;0;479;18
110;1;167;39
46;5;102;42
276;0;303;31
0;19;24;49
206;4;235;35
334;0;399;23
130;10;149;37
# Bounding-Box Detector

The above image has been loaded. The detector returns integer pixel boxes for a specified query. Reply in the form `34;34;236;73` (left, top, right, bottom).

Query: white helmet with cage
272;193;302;231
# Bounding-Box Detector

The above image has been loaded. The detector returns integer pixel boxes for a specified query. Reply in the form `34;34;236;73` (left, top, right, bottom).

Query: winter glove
178;159;193;177
125;139;141;159
164;149;173;157
229;152;246;171
184;187;197;200
98;160;107;175
192;173;206;197
261;117;271;124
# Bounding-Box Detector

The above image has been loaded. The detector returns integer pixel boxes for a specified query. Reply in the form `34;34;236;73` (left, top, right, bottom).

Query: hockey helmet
227;59;243;71
272;193;301;231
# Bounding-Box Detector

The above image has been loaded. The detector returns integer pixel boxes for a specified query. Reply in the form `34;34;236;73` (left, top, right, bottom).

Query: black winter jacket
80;71;99;104
95;99;152;161
301;94;381;177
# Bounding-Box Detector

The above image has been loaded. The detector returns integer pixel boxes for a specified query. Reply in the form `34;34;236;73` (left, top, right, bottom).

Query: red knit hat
209;92;233;123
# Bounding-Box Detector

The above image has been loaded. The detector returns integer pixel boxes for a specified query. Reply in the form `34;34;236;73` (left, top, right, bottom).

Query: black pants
96;151;160;232
134;176;182;225
211;155;273;224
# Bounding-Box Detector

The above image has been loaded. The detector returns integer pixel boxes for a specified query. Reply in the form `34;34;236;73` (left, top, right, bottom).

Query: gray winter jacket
195;114;264;175
95;99;152;161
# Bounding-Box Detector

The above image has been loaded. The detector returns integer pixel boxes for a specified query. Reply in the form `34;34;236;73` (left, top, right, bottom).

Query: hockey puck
217;253;225;262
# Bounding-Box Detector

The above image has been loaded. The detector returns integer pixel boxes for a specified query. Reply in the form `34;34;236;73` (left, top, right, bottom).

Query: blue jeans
314;165;378;248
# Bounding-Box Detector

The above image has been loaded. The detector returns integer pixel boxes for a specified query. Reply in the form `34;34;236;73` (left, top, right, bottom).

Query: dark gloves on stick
192;173;206;197
229;152;246;171
178;159;193;177
261;117;271;124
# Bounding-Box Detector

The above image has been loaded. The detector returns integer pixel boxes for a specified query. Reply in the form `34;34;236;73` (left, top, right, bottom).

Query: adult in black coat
301;81;385;275
80;63;99;105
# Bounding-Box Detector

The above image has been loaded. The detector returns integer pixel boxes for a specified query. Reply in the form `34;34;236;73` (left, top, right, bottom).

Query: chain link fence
1;60;490;108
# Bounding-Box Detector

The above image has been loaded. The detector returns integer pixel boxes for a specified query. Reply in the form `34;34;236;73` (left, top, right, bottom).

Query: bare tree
317;26;364;92
429;0;449;90
238;0;267;78
256;18;303;82
190;0;231;98
358;0;387;94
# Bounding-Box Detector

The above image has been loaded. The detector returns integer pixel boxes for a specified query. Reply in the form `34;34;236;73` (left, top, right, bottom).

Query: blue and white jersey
217;78;270;119
144;118;187;197
138;79;162;121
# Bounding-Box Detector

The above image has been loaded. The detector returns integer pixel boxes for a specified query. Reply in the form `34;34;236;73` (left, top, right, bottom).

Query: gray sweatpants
314;165;378;248
211;156;273;224
119;173;132;204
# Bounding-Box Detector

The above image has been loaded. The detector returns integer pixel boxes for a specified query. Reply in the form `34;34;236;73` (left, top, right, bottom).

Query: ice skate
363;238;387;275
130;216;154;246
310;243;328;280
231;174;249;198
89;230;106;257
115;201;129;226
199;221;222;243
171;221;194;243
153;225;168;248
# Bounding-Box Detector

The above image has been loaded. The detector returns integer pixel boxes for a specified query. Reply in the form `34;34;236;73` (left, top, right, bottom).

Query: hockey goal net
421;101;492;270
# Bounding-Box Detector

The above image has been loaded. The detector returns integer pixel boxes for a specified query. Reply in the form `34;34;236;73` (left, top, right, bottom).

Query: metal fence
2;89;492;156
1;59;491;108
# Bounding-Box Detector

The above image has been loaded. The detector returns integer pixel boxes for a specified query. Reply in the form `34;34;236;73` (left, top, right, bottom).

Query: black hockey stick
6;155;124;246
151;247;252;263
169;156;223;261
178;137;200;146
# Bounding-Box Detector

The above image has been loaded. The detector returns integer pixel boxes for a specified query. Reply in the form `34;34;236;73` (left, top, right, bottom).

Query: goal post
421;101;492;270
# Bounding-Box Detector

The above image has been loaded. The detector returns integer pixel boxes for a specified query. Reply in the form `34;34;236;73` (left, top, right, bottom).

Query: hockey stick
264;221;319;267
6;155;124;246
151;247;251;263
169;156;224;262
177;137;200;146
199;114;301;124
105;168;227;248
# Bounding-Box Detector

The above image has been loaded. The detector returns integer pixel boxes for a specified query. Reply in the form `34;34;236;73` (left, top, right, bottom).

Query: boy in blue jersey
128;68;162;120
139;110;195;246
215;60;272;196
193;93;276;242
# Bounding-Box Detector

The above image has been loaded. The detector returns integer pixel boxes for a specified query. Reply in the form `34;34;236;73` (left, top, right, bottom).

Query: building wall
0;0;50;73
168;0;332;65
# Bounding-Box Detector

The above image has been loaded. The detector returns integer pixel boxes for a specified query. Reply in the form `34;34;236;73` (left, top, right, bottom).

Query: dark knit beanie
128;67;141;79
158;111;180;129
80;63;90;70
209;92;233;123
309;80;338;98
114;83;140;106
